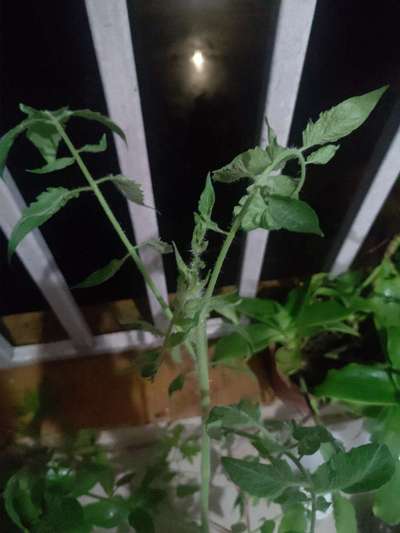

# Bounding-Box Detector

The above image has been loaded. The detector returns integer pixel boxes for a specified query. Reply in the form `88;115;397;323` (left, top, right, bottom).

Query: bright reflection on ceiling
191;50;205;71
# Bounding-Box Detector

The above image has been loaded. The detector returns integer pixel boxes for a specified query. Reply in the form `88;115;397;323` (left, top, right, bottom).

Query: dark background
1;0;400;319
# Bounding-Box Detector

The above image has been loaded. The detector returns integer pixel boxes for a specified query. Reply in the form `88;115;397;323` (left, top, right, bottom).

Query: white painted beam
85;0;169;327
239;0;317;296
0;333;13;362
8;318;229;368
328;114;400;276
0;171;93;348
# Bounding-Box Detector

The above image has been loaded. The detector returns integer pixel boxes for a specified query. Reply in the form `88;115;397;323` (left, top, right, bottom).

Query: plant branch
46;111;173;322
196;317;211;533
285;451;317;533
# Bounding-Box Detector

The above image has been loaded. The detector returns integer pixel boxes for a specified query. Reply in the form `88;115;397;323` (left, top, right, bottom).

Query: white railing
1;0;398;367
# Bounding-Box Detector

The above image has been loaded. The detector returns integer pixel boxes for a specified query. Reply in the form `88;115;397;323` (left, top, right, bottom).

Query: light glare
191;50;205;71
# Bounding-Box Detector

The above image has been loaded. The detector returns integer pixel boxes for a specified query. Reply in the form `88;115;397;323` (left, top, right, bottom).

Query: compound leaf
222;457;296;499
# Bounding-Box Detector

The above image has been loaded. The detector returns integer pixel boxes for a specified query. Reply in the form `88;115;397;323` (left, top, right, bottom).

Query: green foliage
314;364;398;405
70;109;126;142
332;494;357;533
212;147;273;183
73;255;129;289
311;443;394;493
168;373;185;397
8;187;81;259
221;457;296;499
0;89;392;533
302;86;387;148
265;196;323;236
109;175;145;205
306;144;339;165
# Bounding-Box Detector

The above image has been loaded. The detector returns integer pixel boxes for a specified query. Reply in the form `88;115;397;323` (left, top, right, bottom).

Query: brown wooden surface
0;299;274;437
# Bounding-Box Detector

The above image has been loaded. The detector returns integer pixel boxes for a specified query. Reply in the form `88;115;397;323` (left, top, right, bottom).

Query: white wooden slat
0;333;13;362
8;318;228;368
0;170;93;348
85;0;169;326
239;0;317;297
328;118;400;276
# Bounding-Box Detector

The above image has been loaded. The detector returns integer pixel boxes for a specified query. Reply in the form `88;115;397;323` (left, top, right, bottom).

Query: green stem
196;317;211;533
285;451;316;533
46;111;173;322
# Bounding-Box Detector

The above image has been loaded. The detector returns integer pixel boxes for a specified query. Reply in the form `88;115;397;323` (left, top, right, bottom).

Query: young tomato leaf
222;457;297;499
0;120;31;176
8;187;80;259
212;147;272;183
292;425;335;456
266;196;323;236
73;255;129;289
129;508;155;533
236;189;268;231
302;86;388;148
168;374;185;397
259;174;298;197
306;144;339;165
313;363;398;405
27;156;75;174
25;119;64;163
109;175;144;205
332;493;357;533
312;442;395;494
207;400;261;435
198;174;215;218
78;134;107;154
71;109;126;142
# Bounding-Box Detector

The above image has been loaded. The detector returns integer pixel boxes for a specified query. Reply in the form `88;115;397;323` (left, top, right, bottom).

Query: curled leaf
71;109;126;142
73;255;129;289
